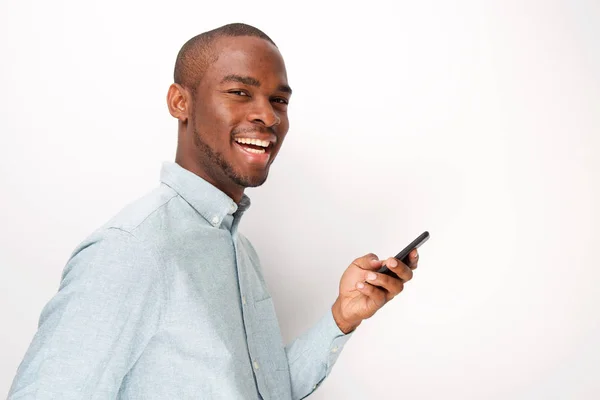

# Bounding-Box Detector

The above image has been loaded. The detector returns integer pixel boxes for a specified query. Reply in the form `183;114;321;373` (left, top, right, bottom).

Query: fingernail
388;259;398;268
357;282;365;289
413;251;419;259
367;272;377;281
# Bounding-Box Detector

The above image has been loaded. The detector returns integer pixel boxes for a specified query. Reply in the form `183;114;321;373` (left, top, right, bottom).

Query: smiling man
9;24;419;399
171;28;292;198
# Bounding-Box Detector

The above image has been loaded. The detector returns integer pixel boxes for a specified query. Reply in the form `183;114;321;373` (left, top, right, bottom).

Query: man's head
167;23;292;203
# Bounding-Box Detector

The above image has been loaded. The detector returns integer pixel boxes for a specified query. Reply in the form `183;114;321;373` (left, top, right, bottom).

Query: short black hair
174;23;276;89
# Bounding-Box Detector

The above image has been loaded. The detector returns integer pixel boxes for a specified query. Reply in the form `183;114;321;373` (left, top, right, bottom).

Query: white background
1;0;598;398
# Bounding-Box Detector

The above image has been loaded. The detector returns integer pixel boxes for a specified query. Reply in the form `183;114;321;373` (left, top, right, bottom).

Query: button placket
232;238;270;397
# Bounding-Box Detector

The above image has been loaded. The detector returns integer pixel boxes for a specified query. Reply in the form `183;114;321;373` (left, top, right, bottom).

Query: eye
272;97;289;105
229;90;249;97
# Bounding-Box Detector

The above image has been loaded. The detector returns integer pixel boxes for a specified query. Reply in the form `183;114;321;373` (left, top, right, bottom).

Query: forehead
205;36;288;87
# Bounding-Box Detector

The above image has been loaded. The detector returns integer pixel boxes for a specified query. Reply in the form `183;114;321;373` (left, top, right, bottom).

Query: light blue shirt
9;161;352;399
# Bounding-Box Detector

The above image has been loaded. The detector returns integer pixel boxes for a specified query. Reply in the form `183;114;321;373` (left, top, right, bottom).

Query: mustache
231;126;275;136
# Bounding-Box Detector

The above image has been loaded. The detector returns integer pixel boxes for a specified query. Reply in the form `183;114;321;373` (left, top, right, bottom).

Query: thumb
352;253;382;271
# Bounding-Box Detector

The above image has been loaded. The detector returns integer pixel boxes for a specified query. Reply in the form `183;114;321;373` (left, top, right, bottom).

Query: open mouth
233;138;272;155
232;137;274;164
237;143;268;154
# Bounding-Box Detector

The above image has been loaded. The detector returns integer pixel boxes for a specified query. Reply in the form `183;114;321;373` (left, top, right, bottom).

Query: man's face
189;36;291;190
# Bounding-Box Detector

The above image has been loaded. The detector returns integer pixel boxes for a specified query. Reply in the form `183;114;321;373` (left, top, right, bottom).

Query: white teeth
235;138;270;147
244;147;266;154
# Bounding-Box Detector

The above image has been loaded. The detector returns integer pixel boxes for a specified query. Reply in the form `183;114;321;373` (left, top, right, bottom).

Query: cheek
213;102;237;127
278;115;290;138
194;100;239;139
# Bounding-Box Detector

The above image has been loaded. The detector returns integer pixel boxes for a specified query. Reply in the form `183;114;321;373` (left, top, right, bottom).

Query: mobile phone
378;231;430;278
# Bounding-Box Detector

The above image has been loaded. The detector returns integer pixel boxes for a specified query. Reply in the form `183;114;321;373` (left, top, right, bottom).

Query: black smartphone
377;231;430;278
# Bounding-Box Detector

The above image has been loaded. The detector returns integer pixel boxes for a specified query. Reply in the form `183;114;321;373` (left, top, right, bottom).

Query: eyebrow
221;74;293;95
278;84;293;95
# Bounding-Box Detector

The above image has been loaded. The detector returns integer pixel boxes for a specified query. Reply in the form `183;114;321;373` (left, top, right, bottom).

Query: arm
286;251;420;399
284;307;353;400
8;228;165;399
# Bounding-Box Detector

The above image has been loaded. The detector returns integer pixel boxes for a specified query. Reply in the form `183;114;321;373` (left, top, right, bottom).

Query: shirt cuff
322;308;353;376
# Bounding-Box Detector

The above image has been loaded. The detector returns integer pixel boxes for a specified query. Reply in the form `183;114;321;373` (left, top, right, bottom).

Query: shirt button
253;361;259;370
211;216;219;225
230;203;236;213
242;296;247;305
331;346;339;353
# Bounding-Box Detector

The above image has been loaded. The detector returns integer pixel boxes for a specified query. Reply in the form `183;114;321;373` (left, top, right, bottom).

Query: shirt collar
160;161;251;227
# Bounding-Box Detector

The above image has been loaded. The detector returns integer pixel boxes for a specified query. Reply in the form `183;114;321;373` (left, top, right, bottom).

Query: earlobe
167;83;189;122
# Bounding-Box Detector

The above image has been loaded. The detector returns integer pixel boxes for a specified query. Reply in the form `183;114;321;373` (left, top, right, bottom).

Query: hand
332;250;419;334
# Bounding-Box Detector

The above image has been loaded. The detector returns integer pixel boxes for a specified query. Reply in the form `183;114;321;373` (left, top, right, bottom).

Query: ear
167;83;190;122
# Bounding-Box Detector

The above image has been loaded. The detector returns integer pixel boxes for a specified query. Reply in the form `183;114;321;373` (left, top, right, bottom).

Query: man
9;23;419;399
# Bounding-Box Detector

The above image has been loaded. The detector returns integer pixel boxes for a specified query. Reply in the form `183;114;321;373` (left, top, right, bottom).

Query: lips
230;127;278;167
232;140;272;165
234;139;270;154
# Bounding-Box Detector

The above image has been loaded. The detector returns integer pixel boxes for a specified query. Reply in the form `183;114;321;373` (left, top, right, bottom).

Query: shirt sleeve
285;307;354;400
8;228;165;400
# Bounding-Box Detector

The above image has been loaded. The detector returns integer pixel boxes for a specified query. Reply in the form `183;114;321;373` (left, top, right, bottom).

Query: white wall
1;0;598;398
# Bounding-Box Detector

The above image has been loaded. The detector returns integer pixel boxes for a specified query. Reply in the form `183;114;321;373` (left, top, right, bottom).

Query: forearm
285;306;354;399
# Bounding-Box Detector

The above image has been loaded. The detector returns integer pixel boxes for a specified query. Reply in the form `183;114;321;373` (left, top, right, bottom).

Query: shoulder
62;227;163;287
63;183;179;282
99;184;179;234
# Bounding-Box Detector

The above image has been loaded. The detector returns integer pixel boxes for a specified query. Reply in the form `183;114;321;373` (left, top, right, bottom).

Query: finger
351;253;382;271
384;257;413;282
364;270;404;296
407;249;419;270
355;281;387;308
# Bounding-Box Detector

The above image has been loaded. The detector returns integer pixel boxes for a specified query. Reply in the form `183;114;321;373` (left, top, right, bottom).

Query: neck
175;151;244;205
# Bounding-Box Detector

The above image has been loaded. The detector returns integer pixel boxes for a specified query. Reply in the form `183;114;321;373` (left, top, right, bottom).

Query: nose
247;98;280;128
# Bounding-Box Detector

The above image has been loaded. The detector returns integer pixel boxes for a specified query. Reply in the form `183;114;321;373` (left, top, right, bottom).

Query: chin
232;171;269;188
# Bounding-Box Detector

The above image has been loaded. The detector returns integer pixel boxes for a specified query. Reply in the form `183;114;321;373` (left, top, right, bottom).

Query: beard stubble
192;125;268;188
